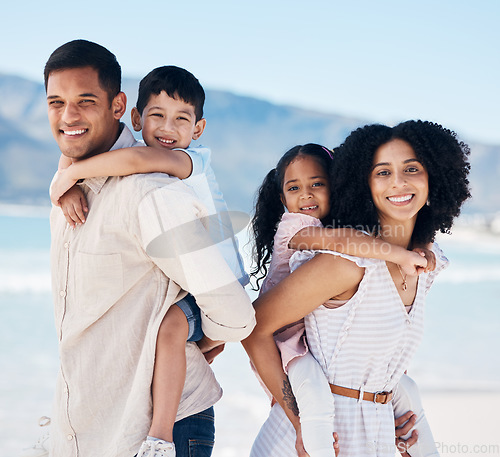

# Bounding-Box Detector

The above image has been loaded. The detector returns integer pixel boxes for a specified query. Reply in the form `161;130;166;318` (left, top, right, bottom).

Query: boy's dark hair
329;120;471;245
44;39;121;105
136;66;205;121
250;143;334;289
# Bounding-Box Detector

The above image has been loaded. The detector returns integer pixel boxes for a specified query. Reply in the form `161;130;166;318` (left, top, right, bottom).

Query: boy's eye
151;113;163;117
177;116;189;121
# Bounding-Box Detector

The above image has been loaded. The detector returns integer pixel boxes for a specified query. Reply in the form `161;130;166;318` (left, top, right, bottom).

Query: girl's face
369;139;429;226
281;155;330;220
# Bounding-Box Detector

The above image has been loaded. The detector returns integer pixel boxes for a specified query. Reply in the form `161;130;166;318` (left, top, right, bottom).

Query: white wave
437;265;500;283
0;273;52;293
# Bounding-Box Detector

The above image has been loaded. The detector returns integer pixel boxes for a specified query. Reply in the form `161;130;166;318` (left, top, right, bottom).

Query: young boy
50;66;249;457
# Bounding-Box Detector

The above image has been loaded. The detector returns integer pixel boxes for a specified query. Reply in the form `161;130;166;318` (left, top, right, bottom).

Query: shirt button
64;242;69;249
67;434;74;441
59;290;66;297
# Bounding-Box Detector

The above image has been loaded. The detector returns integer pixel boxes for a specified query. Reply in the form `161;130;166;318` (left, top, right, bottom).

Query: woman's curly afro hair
328;120;471;245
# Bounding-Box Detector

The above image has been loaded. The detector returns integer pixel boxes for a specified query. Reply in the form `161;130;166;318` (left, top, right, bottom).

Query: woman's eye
406;166;419;173
376;170;390;176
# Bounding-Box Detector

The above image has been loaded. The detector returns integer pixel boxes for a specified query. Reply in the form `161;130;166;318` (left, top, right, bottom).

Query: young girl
247;143;445;457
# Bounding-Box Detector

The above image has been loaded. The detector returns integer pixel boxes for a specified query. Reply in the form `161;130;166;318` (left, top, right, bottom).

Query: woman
243;120;470;457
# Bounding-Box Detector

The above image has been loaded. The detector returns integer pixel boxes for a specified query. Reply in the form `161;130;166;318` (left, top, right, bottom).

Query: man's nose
61;102;81;124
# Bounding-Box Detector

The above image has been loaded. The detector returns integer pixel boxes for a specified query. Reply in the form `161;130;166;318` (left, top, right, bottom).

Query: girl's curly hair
250;144;334;289
328;120;471;246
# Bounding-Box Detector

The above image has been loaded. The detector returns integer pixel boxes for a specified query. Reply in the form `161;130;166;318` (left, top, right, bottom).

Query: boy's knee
158;305;189;341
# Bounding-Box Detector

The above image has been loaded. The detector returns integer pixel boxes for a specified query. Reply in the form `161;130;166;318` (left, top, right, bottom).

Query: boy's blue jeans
173;406;215;457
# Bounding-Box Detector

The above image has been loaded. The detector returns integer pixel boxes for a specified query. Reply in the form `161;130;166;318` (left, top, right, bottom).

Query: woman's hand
395;410;418;456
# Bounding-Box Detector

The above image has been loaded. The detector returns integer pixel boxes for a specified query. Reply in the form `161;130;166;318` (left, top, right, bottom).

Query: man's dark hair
136;66;205;121
44;39;121;104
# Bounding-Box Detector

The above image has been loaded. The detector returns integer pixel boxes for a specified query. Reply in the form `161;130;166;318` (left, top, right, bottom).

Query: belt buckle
373;391;390;404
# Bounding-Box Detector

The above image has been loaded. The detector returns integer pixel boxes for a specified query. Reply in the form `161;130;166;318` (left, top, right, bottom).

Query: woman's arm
242;253;363;431
51;147;193;205
289;227;427;276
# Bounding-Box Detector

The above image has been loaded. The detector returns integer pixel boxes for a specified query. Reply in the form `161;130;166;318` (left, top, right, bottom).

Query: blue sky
2;0;498;144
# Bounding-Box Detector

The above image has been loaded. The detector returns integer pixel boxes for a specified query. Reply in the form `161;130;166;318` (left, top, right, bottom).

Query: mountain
0;74;497;214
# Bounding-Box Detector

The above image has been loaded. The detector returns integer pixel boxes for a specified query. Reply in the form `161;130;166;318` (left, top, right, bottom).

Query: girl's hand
412;247;436;273
59;186;88;227
396;250;428;276
51;169;79;206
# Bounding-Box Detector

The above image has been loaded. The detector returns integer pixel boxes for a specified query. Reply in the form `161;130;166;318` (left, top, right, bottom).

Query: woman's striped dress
250;245;448;457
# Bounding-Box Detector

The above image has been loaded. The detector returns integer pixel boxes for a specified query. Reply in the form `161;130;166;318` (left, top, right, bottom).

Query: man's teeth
388;195;413;203
64;129;86;136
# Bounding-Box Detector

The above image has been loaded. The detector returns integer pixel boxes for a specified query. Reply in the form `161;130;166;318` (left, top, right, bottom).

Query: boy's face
46;66;126;160
132;91;206;150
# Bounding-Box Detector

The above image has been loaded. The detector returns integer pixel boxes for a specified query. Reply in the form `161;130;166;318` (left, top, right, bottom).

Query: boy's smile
132;91;206;150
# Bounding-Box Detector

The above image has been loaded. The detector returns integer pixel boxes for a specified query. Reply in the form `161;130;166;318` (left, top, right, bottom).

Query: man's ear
112;92;127;120
131;107;143;132
192;118;207;140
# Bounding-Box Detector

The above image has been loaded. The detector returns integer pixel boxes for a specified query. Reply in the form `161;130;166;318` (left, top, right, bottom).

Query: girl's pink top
261;212;323;373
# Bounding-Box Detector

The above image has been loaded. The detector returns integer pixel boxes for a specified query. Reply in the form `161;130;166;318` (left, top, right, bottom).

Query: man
43;39;255;457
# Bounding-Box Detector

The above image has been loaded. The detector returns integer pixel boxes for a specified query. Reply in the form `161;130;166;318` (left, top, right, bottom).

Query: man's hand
395;410;418;456
59;185;88;227
197;335;225;364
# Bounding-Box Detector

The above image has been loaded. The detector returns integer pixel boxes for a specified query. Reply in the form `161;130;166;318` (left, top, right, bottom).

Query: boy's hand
59;185;88;227
51;169;79;206
395;250;427;276
412;247;436;273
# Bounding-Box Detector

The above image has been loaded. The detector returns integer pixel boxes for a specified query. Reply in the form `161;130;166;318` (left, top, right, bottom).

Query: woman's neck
378;219;415;249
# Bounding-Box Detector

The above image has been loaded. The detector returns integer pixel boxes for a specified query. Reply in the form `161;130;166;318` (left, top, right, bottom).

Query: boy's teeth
159;138;174;144
388;195;413;203
64;129;86;135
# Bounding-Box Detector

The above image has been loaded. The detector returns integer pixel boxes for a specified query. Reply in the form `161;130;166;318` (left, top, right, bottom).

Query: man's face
46;66;125;160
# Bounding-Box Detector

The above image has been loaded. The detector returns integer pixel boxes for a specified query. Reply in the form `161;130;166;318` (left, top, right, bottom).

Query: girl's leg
149;304;189;442
392;374;439;457
287;352;335;457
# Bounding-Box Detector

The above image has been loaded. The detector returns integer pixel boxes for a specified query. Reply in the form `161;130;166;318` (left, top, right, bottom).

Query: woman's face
369;139;429;226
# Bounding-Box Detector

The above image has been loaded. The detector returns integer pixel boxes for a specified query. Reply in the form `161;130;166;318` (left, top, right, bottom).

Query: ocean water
1;209;500;456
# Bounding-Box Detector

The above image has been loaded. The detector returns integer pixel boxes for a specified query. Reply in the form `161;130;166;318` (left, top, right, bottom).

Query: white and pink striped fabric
251;244;448;457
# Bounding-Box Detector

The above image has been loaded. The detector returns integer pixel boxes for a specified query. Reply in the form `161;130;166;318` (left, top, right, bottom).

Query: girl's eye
287;185;299;192
312;182;324;187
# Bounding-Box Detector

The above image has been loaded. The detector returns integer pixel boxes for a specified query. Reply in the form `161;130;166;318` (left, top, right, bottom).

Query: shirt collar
79;123;141;195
